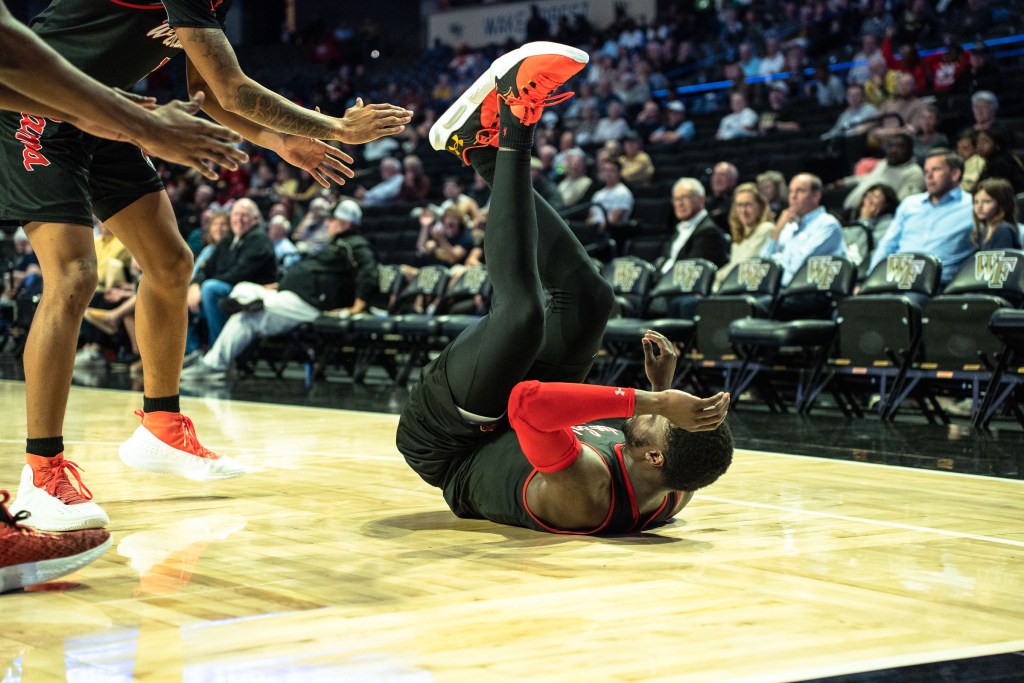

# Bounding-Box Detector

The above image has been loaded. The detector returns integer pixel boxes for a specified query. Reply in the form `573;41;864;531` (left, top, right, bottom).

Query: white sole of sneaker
0;536;112;593
119;426;246;481
428;67;497;153
490;41;589;81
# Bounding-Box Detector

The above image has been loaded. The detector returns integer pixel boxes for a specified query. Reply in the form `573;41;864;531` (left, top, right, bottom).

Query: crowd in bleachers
3;0;1024;423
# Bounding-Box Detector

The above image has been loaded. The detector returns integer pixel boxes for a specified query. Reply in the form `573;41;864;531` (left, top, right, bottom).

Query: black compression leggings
445;148;615;417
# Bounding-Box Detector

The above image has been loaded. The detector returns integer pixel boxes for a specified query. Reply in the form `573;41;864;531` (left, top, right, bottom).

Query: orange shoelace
135;410;220;460
37;458;93;505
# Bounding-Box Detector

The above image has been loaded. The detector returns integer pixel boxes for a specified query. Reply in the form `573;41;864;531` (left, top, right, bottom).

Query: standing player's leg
12;221;109;531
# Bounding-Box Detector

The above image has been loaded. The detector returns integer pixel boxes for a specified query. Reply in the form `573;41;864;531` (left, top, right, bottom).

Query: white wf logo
806;257;843;290
672;262;704;291
885;254;925;289
379;268;399;293
737;260;771;290
462;267;488;292
612;262;645;292
975;251;1018;288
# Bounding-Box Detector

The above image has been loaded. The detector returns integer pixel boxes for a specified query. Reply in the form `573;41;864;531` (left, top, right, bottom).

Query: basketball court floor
2;378;1023;682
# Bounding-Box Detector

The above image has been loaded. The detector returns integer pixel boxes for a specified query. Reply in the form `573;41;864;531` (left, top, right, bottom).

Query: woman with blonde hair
714;183;776;289
756;170;787;215
971;178;1021;250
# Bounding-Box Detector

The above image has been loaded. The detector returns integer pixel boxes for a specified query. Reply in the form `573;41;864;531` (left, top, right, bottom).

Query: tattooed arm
176;26;410;144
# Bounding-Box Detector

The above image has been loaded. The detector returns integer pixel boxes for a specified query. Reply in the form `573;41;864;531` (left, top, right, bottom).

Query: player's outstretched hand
659;390;730;432
338;98;412;144
642;329;679;392
142;92;249;180
277;135;355;188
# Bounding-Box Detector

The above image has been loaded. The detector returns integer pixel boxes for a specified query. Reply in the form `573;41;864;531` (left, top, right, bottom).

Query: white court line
700;493;1024;548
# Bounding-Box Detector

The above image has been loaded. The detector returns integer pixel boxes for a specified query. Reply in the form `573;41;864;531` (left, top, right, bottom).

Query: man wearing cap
648;101;694;147
180;199;378;382
619;131;655;186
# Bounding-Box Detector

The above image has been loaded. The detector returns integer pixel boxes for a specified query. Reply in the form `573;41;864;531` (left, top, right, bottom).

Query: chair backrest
715;258;783;297
858;252;942;297
602;256;657;317
648;258;717;301
781;255;857;299
943;249;1024;306
395;264;450;312
371;263;405;311
842;223;873;272
438;266;490;315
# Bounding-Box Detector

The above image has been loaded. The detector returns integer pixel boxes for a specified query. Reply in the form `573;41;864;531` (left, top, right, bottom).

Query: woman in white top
713;182;776;290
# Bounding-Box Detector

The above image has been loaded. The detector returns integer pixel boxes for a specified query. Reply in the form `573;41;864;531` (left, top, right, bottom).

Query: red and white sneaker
119;410;246;481
9;455;109;532
1;489;111;593
429;66;501;166
492;41;589;127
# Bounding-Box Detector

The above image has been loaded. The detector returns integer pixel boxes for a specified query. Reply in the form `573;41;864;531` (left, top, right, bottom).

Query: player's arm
176;26;411;143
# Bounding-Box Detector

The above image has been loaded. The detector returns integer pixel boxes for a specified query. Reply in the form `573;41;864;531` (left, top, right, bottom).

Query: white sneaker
119;411;246;481
9;460;109;532
182;350;203;369
73;346;105;367
180;361;227;382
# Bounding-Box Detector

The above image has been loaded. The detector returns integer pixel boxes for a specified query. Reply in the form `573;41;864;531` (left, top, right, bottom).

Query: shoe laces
37;456;93;505
0;490;38;536
137;409;219;460
504;73;576;111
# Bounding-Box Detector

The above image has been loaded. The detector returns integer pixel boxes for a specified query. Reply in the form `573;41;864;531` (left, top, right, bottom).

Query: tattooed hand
277;135;355;188
337;98;412;144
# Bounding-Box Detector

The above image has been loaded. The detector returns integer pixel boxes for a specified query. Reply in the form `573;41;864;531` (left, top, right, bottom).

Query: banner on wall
427;0;657;49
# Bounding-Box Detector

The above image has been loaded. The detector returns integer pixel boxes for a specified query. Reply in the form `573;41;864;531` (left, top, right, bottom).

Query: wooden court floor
1;379;1023;682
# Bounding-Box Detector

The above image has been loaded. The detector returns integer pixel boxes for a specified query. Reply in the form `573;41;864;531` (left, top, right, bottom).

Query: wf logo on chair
462;267;488;292
885;254;926;289
612;261;645;291
737;260;771;290
806;256;843;290
671;262;704;292
975;251;1019;288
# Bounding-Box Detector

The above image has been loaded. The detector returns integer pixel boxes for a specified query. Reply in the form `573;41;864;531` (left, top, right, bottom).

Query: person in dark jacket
976;126;1024;194
185;198;277;354
181;199;378;381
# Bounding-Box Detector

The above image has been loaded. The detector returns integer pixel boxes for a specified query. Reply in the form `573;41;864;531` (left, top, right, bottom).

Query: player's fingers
202;147;239;171
186;91;205;114
310;168;330;188
329;148;355;164
354;97;364;108
319;165;348;186
642;337;655;359
323;153;356;177
374;125;406;137
190;156;218;181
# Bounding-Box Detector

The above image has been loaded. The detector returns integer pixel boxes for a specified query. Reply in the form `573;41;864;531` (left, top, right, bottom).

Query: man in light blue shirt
761;173;846;319
869;149;974;285
357;156;403;207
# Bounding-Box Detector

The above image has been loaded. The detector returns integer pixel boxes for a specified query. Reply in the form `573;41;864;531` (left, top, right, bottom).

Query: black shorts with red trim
0;111;164;227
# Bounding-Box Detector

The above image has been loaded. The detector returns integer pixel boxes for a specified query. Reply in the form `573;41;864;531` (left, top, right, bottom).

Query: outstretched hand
138;92;249;180
339;97;412;144
659;390;730;432
642;329;679;391
277;134;355;188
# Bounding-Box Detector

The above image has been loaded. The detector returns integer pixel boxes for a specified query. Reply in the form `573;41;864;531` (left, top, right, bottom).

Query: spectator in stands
714;183;775;289
615;71;650;109
869;149;974;287
181;200;378;383
574;103;600;146
912;106;949;163
846;183;899;269
398;155;431;203
619;131;655;187
593;101;630;144
417;206;475;267
848;34;881;84
861;0;896;39
757;82;801;135
1;228;39;304
439;176;482;226
292;197;332;253
587;159;634;228
707;162;740;231
553;130;583;176
648;101;694;146
956;129;984;192
355;156;404;207
185;198;277;359
869;72;926;146
882;28;927;94
557;150;593;208
924;40;971;93
954;0;995;40
657;177;729;317
525;4;551;42
758;34;785;76
960;45;1001;95
192;211;229;279
842;134;925;212
971;178;1022;250
716;92;758;141
530;157;563;211
971;91;999;132
737;42;761;78
267;215;300;271
756;171;788;216
822;83;879;141
863;55;897;106
92;221;131;297
976;126;1024;194
806;63;845;108
761;174;846;318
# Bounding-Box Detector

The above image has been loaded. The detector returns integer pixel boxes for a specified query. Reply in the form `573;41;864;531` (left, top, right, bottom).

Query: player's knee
509;296;546;336
144;245;193;288
583;271;616;321
52;257;98;311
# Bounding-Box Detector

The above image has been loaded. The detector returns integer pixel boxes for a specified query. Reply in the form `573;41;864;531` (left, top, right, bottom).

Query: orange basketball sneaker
9;454;109;532
1;489;111;593
119;410;246;481
429;41;588;166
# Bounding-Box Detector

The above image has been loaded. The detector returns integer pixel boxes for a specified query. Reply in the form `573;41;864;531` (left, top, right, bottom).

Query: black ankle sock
26;436;63;458
143;394;180;414
466;147;497;186
497;98;535;151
